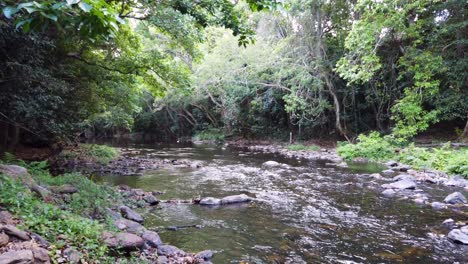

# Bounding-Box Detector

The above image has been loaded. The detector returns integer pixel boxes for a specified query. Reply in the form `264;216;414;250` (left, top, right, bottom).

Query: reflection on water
95;144;467;263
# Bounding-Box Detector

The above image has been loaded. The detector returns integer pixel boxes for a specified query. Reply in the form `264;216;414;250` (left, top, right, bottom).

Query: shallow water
95;143;467;263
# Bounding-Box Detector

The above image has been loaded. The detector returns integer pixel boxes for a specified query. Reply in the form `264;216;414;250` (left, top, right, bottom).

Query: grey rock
381;169;396;176
195;250;214;261
220;194;252;205
119;205;144;223
431;202;447;210
30;233;50;247
444;178;468;188
443;192;467;204
0;250;34;264
460;226;468;235
0;165;35;187
2;224;30;241
157;256;168;264
53;184;78;194
199;197;221;206
32;247;51;264
442;219;455;226
0;211;13;225
157;245;186;256
382;189;396;197
392;174;414;182
63;248;80;264
385;160;398;167
0;232;9;247
143;195;159;205
447;229;468;244
103;232;144;251
142;231;162;248
113;218;145;234
105;208;121;220
262;161;280;168
382;179;416;190
413;198;426;204
395;164;411;172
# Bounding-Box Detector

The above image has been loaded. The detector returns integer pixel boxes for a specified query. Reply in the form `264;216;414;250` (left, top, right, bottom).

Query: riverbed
95;143;467;263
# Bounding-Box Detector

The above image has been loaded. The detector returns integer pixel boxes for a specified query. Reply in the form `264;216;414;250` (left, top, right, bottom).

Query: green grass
60;144;119;165
193;128;225;142
287;144;320;151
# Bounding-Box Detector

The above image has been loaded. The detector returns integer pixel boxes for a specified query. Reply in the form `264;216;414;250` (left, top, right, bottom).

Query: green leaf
78;2;92;12
66;0;80;6
41;12;58;22
3;6;19;19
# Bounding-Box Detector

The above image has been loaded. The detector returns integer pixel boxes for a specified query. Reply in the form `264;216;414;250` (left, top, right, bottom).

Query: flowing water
95;143;467;263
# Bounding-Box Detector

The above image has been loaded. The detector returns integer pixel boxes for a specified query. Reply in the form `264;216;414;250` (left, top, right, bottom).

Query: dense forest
0;0;467;148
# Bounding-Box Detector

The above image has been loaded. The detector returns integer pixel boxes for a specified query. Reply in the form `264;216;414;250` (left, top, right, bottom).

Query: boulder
142;230;162;248
447;229;468;244
157;245;186;256
392;174;414;182
195;250;214;261
119;206;144;223
220;194;252;205
460;226;468;235
382;189;396;197
53;184;78;194
382;179;416;190
0;250;34;264
262;161;280;168
2;225;30;241
443;192;467;204
444;178;468;188
380;169;396;176
0;165;35;187
385;160;398;167
143;195;159;206
32;247;51;264
113;218;145;234
199;197;221;206
103;232;144;251
0;232;9;247
431;202;447;210
30;233;50;247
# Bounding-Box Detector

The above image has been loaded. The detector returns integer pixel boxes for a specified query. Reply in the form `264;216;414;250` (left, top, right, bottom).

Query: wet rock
195;250;214;261
157;256;168;264
143;195;159;206
381;169;396;176
157;245;186;256
32;247;51;264
392;174;414;182
431;202;447;210
394;164;411;172
444;177;468;188
443;192;467;204
2;225;30;241
370;173;381;179
447;229;468;244
142;231;162;248
461;226;468;234
382;179;416;190
128;188;146;197
103;232;144;251
413;198;427;204
119;206;144;223
221;194;252;204
382;189;396;197
0;232;9;247
385;160;398;167
262;161;280;168
199;197;221;206
114;218;145;234
0;249;34;264
30;233;50;247
63;248;80;263
53;184;78;194
442;219;455;226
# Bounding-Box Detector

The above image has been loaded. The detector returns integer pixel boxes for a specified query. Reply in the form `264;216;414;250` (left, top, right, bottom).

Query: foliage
59;144;119;165
337;132;396;161
287;144;319;152
193;128;225;142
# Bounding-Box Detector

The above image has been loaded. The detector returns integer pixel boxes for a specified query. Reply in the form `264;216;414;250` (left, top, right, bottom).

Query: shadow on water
94;143;467;264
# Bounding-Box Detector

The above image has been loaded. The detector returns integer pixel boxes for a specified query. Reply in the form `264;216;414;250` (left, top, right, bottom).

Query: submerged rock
143;195;159;205
157;245;186;257
220;194;252;204
195;250;214;261
0;250;34;264
199;197;221;206
382;179;416;190
447;229;468;244
443;192;467;204
119;206;144;223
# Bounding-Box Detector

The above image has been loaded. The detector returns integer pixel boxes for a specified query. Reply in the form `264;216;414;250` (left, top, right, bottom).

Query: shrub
287;144;320;151
60;144;119;165
337;132;396;161
193;128;225;142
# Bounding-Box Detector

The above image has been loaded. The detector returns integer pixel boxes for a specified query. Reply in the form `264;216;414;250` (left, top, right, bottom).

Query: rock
105;208;121;220
0;250;34;264
63;248;80;264
143;195;159;205
0;232;9;247
30;185;52;200
128;189;145;197
157;256;168;264
0;165;36;188
443;192;467;204
392;174;414;182
385;160;398;167
220;194;252;205
142;231;162;248
444;178;468;188
442;219;455;226
113;218;145;234
262;161;280;168
199;197;221;206
30;233;50;247
382;189;396;197
195;250;214;261
382;179;416;190
431;202;447;210
0;211;14;225
395;164;411;172
381;169;396;176
413;198;426;204
53;184;78;194
2;225;30;241
103;232;144;251
32;247;50;264
447;229;468;244
157;245;186;256
370;173;381;179
460;226;468;234
119;206;144;223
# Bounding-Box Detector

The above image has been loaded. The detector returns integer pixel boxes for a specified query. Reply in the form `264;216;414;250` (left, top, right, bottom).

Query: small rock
199;197;221;206
220;194;252;205
129;189;145;197
444;178;468;188
0;250;34;264
392;174;414;182
382;189;396;197
444;192;467;204
442;219;455;226
143;195;159;206
103;232;144;251
413;198;426;204
33;247;51;264
0;211;14;225
431;202;447;210
157;245;186;256
157;256;168;264
30;233;50;247
262;161;280;168
2;225;30;241
53;184;78;194
142;231;162;248
113;218;145;234
382;179;416;190
460;226;468;234
105;208;121;220
195;250;214;261
381;169;396;176
447;229;468;244
119;206;144;223
0;232;9;247
370;173;381;179
385;160;398;167
63;248;80;264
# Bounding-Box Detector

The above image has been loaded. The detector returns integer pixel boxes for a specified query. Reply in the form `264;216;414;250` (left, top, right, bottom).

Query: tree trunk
460;120;468;141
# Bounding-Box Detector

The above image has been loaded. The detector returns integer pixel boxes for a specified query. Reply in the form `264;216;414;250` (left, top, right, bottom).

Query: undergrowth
59;144;119;165
287;143;320;151
193;128;225;142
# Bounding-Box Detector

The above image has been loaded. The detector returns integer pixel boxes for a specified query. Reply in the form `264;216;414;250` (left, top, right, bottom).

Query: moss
59;144;119;165
287;144;320;151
